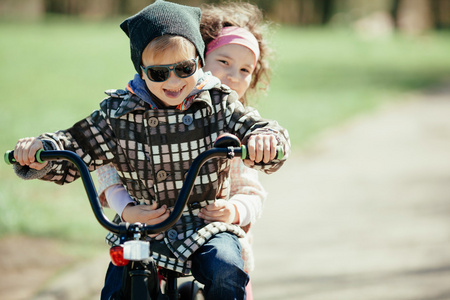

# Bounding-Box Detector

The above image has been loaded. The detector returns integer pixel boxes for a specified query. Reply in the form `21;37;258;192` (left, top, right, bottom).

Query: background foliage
1;1;450;256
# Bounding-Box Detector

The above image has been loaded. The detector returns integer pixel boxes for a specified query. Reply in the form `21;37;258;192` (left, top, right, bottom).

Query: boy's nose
166;69;180;83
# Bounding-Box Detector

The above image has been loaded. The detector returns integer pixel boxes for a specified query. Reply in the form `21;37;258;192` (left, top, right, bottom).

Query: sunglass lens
175;61;196;78
148;67;169;82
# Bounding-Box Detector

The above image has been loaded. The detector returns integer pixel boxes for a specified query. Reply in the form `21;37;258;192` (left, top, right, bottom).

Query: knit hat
120;0;205;74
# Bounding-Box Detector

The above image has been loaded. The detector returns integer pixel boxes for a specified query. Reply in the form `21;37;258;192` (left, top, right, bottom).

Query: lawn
1;18;449;255
258;26;450;147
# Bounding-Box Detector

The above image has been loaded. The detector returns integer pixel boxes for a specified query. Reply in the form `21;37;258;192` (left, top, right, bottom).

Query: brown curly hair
200;1;273;105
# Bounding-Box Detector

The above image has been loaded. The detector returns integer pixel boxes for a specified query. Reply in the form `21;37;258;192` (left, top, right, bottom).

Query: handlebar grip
240;145;284;160
4;149;45;165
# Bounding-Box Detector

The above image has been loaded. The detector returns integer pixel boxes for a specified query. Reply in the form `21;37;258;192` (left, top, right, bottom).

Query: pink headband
206;26;260;66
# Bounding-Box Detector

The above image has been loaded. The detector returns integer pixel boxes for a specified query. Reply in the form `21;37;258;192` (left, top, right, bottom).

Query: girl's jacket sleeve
228;158;267;227
220;89;291;174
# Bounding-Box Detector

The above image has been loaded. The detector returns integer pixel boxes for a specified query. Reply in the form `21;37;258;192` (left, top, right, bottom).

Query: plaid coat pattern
23;83;290;274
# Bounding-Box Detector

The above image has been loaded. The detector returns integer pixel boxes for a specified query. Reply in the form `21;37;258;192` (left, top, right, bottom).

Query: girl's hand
14;137;48;170
198;199;239;224
245;134;278;165
122;202;170;225
122;202;170;239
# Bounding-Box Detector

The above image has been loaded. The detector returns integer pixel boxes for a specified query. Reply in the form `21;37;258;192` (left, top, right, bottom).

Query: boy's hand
198;200;239;224
122;202;170;225
245;134;278;165
14;137;48;170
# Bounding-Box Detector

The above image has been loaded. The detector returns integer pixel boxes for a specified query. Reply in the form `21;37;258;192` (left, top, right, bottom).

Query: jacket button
156;170;167;182
148;117;159;127
182;115;193;126
167;229;178;241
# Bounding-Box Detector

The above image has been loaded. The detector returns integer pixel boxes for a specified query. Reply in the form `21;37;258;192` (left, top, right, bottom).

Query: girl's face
203;44;256;99
141;47;199;107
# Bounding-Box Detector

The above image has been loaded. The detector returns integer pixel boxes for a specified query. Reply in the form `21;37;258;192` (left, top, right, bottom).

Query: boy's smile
164;85;185;99
141;48;199;107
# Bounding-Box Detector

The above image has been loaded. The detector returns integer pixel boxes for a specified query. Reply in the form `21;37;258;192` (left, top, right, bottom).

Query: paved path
33;84;450;300
252;84;450;299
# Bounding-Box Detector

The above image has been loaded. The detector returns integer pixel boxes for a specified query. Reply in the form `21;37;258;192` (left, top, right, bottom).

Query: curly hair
200;1;273;105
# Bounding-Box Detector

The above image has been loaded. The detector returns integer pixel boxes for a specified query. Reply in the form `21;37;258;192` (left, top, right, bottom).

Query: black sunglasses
141;57;199;82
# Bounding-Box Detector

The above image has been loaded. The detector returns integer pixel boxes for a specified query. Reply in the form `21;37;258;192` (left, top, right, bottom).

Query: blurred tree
392;0;433;33
0;0;44;19
268;0;334;25
3;0;449;30
391;0;450;32
430;0;450;29
45;0;77;15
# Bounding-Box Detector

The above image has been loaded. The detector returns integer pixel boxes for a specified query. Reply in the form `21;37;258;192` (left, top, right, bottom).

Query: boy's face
203;44;255;100
141;47;199;107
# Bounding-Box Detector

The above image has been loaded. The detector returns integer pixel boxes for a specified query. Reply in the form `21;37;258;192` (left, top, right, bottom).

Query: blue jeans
101;232;248;300
190;232;249;299
101;262;124;300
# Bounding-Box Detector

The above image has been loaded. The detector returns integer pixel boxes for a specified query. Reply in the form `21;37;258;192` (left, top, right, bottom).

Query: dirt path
0;236;74;300
2;83;450;300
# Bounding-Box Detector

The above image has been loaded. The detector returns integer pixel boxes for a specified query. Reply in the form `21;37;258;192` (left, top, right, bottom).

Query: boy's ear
198;52;205;68
197;53;203;68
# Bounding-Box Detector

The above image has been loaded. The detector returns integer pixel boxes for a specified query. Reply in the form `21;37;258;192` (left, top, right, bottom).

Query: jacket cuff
13;159;53;180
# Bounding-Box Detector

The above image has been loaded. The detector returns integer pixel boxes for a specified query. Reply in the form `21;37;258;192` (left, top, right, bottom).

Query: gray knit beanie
120;0;205;74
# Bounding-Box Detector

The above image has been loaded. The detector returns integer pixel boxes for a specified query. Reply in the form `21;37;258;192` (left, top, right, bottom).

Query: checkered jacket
97;157;266;273
21;83;290;274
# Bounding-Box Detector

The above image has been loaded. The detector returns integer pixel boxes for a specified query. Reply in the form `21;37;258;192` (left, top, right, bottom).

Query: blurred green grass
1;19;450;253
258;26;450;146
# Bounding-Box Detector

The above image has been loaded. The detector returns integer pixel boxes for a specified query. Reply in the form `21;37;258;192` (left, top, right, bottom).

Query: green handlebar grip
4;151;12;165
276;146;284;160
4;149;45;165
240;145;284;160
35;149;45;163
240;145;248;160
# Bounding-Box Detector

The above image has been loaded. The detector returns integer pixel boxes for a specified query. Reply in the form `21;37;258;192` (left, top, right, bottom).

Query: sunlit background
1;0;450;299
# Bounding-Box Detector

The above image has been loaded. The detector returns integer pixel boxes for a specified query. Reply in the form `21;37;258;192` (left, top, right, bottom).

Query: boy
13;1;290;299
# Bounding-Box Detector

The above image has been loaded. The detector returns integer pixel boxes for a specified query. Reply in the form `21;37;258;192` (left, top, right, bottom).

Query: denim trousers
101;232;249;300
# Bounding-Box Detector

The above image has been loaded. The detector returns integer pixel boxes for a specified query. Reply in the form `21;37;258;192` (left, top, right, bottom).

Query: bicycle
5;134;283;300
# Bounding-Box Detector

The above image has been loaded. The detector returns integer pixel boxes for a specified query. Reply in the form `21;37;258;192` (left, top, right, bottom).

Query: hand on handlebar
14;137;48;170
244;134;278;166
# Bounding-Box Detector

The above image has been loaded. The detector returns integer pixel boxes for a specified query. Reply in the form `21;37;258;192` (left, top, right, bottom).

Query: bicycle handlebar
4;146;284;166
4;141;283;236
